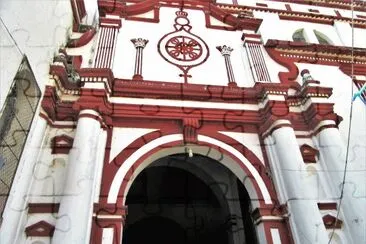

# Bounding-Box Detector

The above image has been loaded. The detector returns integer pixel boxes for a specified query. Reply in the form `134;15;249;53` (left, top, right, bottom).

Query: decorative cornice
265;40;366;65
217;3;366;28
98;0;263;31
267;0;366;12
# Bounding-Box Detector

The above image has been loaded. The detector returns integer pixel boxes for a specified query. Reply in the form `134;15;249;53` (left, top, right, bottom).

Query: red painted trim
99;17;122;28
262;122;293;138
78;113;107;128
67;29;96;48
317;202;337;210
267;0;366;12
265;48;299;84
252;204;288;221
256;3;268;7
25;221;55;237
242;33;261;39
41;81;338;135
28;203;60;213
98;0;366;28
126;5;160;23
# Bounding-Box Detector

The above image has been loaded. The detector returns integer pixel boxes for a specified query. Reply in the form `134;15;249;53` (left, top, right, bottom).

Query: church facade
0;0;365;243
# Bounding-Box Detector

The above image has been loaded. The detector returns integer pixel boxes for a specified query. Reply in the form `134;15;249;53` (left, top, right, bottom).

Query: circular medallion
165;36;203;62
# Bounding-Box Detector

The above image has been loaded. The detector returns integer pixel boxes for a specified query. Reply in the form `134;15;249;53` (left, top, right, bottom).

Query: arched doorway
122;154;258;244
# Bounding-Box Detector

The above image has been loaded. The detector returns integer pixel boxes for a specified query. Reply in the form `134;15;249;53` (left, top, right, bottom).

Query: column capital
216;45;233;56
131;38;149;48
78;109;109;128
261;119;293;138
311;120;339;136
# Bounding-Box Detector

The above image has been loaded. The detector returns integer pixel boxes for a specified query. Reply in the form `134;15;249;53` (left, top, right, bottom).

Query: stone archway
122;153;259;244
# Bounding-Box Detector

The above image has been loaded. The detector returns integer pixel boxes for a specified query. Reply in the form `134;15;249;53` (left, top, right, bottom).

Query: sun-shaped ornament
158;11;209;83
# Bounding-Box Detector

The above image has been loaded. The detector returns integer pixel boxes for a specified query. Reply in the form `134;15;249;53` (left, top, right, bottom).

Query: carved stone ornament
158;11;209;83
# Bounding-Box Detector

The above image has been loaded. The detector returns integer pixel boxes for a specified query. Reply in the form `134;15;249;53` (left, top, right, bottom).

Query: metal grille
0;56;41;225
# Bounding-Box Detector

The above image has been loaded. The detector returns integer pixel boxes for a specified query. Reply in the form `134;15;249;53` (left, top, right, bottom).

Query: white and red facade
0;0;365;244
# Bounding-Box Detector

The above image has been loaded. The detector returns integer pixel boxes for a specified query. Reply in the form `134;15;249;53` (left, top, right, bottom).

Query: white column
0;116;47;244
52;110;104;244
265;122;329;244
316;122;366;243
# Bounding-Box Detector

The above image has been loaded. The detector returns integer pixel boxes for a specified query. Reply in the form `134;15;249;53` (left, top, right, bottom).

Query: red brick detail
323;214;343;229
25;221;55;237
317;202;337;210
182;118;200;144
300;144;319;163
51;135;74;154
357;15;366;20
28;203;60;214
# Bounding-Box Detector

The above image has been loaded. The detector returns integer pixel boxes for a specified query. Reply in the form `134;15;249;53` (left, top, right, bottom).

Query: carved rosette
158;11;209;83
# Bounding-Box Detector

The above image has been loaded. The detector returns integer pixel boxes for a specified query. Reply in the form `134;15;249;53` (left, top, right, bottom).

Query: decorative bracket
182;118;200;144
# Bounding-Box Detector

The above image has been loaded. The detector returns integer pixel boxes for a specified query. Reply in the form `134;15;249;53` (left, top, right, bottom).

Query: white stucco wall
0;0;74;103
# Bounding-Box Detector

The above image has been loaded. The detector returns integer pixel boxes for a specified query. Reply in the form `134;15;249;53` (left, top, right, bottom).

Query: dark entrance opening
122;154;258;244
